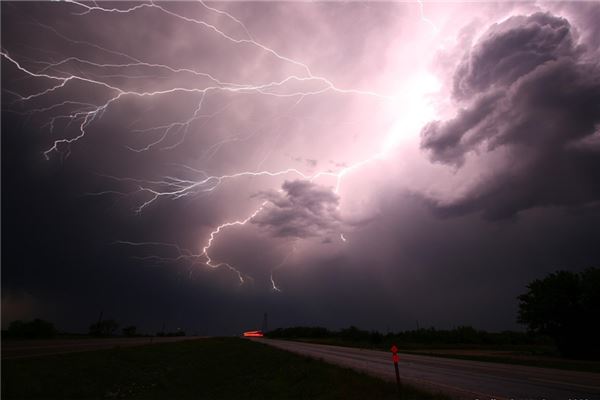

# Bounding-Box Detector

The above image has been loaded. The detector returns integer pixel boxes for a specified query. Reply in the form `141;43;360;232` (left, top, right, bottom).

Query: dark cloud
550;2;600;55
3;1;600;337
452;13;578;100
421;12;600;218
252;180;341;238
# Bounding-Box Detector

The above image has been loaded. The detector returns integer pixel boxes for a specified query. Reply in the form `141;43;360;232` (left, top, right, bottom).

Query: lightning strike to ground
2;0;435;289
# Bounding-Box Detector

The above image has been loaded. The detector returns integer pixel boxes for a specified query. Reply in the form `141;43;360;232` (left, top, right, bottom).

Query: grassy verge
399;351;600;373
1;338;449;400
285;338;600;374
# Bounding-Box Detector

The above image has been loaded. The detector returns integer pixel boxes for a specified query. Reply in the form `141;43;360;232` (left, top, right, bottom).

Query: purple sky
2;1;600;335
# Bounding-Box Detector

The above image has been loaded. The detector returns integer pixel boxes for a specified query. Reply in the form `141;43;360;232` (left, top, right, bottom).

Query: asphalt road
1;336;200;360
258;339;600;400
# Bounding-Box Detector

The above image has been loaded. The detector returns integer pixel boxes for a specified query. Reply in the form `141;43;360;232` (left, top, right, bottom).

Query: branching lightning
2;1;434;290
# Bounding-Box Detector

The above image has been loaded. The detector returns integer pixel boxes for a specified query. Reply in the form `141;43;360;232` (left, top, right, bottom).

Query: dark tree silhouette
122;326;137;337
518;268;600;359
6;319;57;339
89;319;119;337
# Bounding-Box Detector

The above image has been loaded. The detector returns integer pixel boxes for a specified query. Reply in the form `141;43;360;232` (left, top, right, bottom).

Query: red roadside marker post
391;344;401;396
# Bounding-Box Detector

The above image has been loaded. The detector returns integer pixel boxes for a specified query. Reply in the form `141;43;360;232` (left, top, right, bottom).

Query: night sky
2;1;600;336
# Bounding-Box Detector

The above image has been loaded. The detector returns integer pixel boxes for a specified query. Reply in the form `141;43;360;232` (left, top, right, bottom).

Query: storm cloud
421;12;600;218
253;180;341;239
2;2;600;336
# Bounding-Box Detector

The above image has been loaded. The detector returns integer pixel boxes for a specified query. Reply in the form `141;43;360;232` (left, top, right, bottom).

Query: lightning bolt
417;0;439;33
269;242;298;292
2;1;433;287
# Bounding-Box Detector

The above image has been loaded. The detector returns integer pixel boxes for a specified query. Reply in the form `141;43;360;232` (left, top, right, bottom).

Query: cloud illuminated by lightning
417;0;440;33
2;0;437;288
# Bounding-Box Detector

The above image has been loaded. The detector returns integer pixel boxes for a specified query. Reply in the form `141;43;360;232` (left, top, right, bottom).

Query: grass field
1;338;449;400
288;338;600;374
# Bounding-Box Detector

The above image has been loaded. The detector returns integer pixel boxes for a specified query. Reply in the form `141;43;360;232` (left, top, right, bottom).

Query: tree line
3;319;186;339
267;325;545;347
268;267;599;360
3;267;597;358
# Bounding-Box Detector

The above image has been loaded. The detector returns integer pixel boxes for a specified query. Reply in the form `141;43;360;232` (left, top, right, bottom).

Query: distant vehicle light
243;330;264;337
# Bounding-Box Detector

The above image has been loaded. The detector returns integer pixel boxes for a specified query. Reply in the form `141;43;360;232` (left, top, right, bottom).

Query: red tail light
242;330;264;337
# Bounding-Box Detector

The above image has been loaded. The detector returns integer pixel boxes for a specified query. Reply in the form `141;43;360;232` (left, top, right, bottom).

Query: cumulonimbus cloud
252;180;343;239
421;11;600;219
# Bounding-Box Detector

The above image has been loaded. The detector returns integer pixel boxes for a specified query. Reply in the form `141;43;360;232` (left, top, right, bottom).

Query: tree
89;319;119;337
518;268;600;359
6;319;57;339
122;326;137;337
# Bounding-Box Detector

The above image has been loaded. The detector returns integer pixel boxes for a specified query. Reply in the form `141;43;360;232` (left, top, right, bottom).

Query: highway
258;338;600;400
2;336;200;360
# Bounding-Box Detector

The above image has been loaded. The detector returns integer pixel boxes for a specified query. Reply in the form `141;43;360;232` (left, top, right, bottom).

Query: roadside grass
289;338;600;374
400;351;600;373
1;337;449;400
